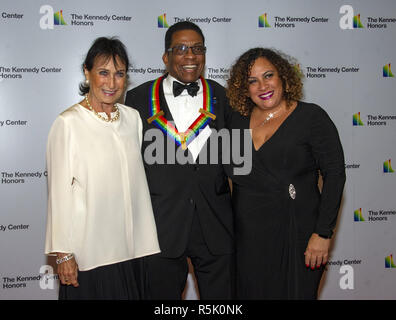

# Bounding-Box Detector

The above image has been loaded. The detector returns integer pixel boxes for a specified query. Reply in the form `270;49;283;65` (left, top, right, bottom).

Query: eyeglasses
167;45;207;56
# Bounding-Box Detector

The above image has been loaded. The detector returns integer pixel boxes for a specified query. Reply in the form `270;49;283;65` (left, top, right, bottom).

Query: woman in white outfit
45;37;160;299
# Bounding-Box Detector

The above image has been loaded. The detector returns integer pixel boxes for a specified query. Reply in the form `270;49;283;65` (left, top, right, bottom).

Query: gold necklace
85;94;120;122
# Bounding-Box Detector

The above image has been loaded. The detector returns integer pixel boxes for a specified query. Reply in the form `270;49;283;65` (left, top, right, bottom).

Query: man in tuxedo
125;21;234;299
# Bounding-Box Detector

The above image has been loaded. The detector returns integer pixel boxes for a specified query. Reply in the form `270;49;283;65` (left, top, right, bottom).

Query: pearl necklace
85;94;120;122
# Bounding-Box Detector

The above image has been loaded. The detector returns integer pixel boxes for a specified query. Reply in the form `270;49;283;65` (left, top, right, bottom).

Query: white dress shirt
163;75;212;162
45;103;160;271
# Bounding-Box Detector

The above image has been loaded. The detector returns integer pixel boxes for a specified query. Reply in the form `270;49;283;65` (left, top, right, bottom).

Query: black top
225;101;346;299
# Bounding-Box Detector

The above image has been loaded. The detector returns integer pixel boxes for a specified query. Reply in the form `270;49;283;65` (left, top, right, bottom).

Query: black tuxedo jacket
125;77;234;258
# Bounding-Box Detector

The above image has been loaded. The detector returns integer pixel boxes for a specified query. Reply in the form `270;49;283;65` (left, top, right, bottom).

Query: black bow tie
173;81;199;97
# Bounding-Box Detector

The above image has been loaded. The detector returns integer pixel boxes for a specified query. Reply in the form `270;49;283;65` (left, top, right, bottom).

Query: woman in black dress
225;48;346;299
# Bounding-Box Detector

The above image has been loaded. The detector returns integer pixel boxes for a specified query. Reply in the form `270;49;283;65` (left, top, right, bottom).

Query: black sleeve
210;80;233;128
124;88;136;108
124;83;150;117
310;106;346;238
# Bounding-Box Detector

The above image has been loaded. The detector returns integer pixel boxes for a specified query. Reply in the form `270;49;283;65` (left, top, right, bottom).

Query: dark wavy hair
164;21;205;52
226;48;303;116
79;37;129;95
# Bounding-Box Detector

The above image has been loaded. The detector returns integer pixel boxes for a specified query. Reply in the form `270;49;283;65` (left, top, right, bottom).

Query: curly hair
226;48;303;116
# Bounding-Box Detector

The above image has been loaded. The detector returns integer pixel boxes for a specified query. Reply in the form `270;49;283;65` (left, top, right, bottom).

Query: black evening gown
59;258;147;300
226;101;345;299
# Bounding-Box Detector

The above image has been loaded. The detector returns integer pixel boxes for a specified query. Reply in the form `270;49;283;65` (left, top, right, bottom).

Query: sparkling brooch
289;184;296;199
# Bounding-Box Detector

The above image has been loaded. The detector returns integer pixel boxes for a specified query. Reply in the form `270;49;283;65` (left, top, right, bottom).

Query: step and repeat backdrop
0;0;395;300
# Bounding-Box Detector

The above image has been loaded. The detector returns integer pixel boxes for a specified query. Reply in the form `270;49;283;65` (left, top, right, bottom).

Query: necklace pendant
179;133;187;150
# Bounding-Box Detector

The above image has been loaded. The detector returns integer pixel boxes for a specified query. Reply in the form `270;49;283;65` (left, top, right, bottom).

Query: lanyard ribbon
148;76;216;150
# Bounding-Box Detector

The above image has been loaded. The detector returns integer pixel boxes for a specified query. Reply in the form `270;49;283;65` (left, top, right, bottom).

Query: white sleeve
44;116;74;255
137;111;143;148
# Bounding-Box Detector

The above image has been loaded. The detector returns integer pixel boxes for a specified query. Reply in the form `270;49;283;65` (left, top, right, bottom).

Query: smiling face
247;57;286;112
84;55;126;109
162;29;205;84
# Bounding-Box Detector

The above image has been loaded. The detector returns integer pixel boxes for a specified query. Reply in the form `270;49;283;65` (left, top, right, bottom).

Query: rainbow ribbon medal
147;76;216;150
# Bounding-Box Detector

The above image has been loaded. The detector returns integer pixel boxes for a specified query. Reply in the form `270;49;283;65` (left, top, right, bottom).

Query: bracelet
56;253;74;265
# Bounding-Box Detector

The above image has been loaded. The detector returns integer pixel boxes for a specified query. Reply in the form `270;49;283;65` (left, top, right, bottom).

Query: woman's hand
56;253;79;287
304;233;330;269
